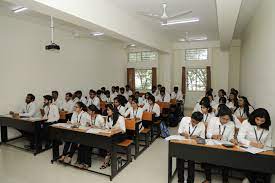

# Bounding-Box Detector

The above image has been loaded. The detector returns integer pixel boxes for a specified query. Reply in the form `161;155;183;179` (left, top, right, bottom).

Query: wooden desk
0;115;47;155
49;125;126;181
168;140;275;183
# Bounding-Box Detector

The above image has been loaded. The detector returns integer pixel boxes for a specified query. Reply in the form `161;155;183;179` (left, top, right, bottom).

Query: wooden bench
116;139;133;164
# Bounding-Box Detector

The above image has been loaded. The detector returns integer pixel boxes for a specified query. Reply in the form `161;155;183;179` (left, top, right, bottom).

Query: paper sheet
52;123;72;128
239;146;269;154
165;135;185;141
205;139;233;146
86;128;111;134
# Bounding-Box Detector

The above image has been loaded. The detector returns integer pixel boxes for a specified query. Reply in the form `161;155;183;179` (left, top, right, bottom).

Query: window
185;48;208;61
187;68;207;91
128;51;157;63
135;69;152;91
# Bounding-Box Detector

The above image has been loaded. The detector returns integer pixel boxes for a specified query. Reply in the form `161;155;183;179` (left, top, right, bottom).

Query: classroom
0;0;274;183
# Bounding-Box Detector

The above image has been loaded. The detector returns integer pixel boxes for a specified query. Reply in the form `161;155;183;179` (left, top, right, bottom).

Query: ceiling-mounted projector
45;16;60;51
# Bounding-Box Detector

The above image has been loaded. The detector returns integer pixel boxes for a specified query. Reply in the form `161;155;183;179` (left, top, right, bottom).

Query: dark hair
217;104;233;121
89;89;96;94
88;104;100;114
248;108;271;130
235;96;250;117
76;101;87;112
101;87;106;91
148;95;155;103
191;112;203;122
96;90;101;95
27;93;35;101
228;92;238;107
125;85;130;88
75;90;82;96
174;86;179;91
132;98;139;105
52;91;58;96
206;89;213;95
199;97;210;106
66;92;73;97
201;100;213;113
157;84;162;87
206;93;214;100
43;95;53;103
128;95;134;100
116;95;127;106
105;90;110;95
120;87;125;91
219;89;226;96
152;86;157;90
219;96;227;104
106;104;120;126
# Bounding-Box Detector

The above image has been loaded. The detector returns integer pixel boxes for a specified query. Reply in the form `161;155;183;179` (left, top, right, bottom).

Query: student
204;107;236;183
226;92;238;111
214;89;227;102
200;100;215;126
151;86;158;97
75;90;87;106
156;84;162;96
100;87;106;100
102;90;112;103
76;104;106;169
212;96;227;114
120;87;128;100
177;112;205;183
141;92;151;107
114;97;126;116
143;95;160;118
205;93;217;107
218;104;242;133
115;86;120;94
171;86;183;102
134;91;144;106
238;108;272;183
96;90;102;100
156;88;170;102
52;91;63;110
100;104;126;169
110;86;118;102
125;95;134;111
10;93;38;118
72;92;80;105
58;102;91;164
234;96;252;122
193;97;210;113
125;85;133;96
124;98;143;120
87;89;100;110
62;92;74;113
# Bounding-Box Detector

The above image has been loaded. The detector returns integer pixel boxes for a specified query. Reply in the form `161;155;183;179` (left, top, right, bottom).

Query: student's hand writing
183;132;190;139
212;135;222;140
9;111;14;115
230;139;238;145
250;141;264;149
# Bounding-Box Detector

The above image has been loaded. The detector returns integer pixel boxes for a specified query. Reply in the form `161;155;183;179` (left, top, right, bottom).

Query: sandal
58;156;65;162
100;162;110;169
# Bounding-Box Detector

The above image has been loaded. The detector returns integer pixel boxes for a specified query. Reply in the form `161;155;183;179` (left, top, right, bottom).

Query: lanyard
189;125;198;137
239;108;244;117
204;114;209;122
77;113;83;123
133;109;138;117
219;125;226;136
254;127;264;143
26;104;30;113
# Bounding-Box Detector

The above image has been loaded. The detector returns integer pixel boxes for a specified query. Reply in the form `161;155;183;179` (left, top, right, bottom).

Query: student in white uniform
212;96;227;114
58;102;91;164
214;89;227;103
125;85;133;96
143;95;160;118
177;112;205;183
134;91;144;106
125;95;134;111
124;98;143;120
110;86;118;102
75;90;87;106
156;88;170;102
237;108;272;183
141;92;150;107
203;107;236;183
200;100;215;126
156;84;162;96
170;86;183;102
52;91;63;110
234;96;253;123
193;97;209;113
62;92;74;113
88;104;105;128
114;97;126;116
151;86;158;98
72;92;80;105
10;93;38;118
102;90;112;103
100;87;107;101
96;90;102;100
100;104;126;169
226;92;238;111
205;93;217;107
87;89;100;110
120;87;129;100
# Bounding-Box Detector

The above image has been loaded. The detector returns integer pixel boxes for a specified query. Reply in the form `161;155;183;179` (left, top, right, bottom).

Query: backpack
160;121;170;138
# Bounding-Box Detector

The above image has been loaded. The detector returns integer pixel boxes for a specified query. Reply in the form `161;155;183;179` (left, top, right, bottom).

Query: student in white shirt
125;85;133;96
234;96;253;123
10;93;38;118
59;102;91;164
151;86;158;97
52;91;63;110
156;84;162;96
100;87;107;100
141;92;150;107
75;90;87;106
214;89;227;103
200;101;215;126
124;98;143;120
114;97;126;116
72;92;80;105
204;107;236;183
120;87;129;100
226;92;238;111
100;104;126;169
103;90;112;103
177;112;204;183
170;86;183;102
238;108;272;183
143;95;160;118
88;104;105;128
96;90;102;100
156;88;170;102
62;92;74;113
110;86;118;102
125;95;134;111
205;93;217;107
212;96;227;114
134;91;144;106
87;89;100;110
193;97;209;113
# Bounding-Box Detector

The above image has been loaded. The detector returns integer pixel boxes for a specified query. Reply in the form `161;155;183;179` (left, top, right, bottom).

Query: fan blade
167;10;192;20
137;11;161;20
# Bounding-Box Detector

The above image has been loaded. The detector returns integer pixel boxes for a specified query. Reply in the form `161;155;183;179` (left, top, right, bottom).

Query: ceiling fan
137;3;198;26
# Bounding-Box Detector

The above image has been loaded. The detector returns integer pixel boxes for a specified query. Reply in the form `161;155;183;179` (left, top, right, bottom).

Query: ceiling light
162;18;199;26
13;7;28;13
190;37;207;41
90;32;104;36
129;44;136;47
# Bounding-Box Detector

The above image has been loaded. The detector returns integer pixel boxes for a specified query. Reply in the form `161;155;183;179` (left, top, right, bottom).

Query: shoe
64;157;72;164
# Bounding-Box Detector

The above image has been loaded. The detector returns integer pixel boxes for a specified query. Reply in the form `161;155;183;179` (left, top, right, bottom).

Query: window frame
128;51;158;63
134;68;153;92
186;68;207;92
185;48;208;61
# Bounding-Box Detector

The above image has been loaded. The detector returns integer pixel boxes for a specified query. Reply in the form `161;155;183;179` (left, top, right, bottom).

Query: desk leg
168;144;172;183
51;140;60;163
1;125;8;143
135;124;139;159
34;123;41;155
110;145;118;181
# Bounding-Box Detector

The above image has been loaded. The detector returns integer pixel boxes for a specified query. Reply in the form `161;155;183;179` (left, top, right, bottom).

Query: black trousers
177;159;195;183
203;163;229;182
246;171;271;183
62;142;78;158
77;145;92;166
42;122;56;146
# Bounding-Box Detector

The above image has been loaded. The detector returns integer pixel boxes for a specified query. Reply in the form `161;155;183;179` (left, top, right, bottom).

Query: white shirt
43;104;60;123
100;93;106;101
106;115;126;133
110;92;118;102
178;117;205;139
125;90;133;97
151;91;158;98
80;96;88;106
121;93;129;100
52;97;63;110
117;105;126;116
19;102;38;117
124;107;143;119
171;91;183;101
226;101;236;111
207;117;235;141
72;97;79;105
62;100;74;113
71;111;91;126
202;112;215;124
137;97;144;106
87;96;100;109
156;94;171;102
142;98;149;107
234;107;249;119
91;114;105;128
125;102;131;111
193;103;202;113
142;103;160;117
237;120;272;147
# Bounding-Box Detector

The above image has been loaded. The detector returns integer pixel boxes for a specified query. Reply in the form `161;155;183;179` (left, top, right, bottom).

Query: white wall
0;14;127;113
240;0;275;146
